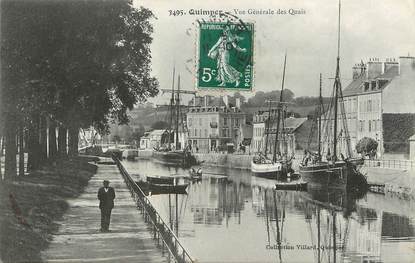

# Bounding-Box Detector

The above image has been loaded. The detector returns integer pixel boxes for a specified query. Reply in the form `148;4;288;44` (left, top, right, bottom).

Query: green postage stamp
197;21;254;91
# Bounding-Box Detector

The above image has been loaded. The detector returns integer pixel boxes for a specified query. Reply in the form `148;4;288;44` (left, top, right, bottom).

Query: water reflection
121;159;415;263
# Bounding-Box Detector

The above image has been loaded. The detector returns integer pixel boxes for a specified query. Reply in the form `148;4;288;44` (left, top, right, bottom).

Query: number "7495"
201;68;217;82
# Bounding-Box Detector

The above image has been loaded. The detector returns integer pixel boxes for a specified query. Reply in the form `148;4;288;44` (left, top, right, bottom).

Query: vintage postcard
0;0;414;263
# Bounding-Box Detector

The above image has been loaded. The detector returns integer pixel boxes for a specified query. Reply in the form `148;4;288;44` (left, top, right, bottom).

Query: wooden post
39;115;48;163
58;125;67;158
18;125;25;176
0;136;3;179
4;114;17;179
48;119;57;160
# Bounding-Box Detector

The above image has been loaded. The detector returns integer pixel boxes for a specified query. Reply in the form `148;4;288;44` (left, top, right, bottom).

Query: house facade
252;109;306;155
186;96;246;152
341;56;415;157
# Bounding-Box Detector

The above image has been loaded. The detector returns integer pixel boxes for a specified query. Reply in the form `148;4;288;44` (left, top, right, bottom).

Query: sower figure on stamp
208;25;246;87
97;180;115;232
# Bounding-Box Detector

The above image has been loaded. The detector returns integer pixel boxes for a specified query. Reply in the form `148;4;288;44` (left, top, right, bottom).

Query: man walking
97;180;115;232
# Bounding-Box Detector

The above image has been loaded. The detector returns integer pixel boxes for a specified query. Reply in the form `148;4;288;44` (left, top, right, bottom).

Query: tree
151;121;168;130
128;124;145;143
246;89;295;108
356;137;378;159
1;0;159;177
112;135;121;143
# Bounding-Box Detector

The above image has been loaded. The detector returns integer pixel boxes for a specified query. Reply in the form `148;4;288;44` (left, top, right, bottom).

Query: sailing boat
271;53;294;178
299;0;367;190
251;54;293;179
251;100;282;178
153;68;197;167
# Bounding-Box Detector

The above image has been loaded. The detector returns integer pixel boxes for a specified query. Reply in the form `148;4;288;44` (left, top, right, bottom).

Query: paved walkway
42;158;167;263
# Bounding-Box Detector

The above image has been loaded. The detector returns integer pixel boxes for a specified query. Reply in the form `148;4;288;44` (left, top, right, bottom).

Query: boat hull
146;176;174;185
135;181;188;195
251;160;292;180
148;183;189;195
299;161;367;189
152;150;196;167
275;182;308;191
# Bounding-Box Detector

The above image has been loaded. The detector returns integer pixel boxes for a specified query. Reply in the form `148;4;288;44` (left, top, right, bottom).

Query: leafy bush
356;137;378;158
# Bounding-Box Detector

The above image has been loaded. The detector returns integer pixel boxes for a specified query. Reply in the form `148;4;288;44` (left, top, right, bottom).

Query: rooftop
343;65;399;97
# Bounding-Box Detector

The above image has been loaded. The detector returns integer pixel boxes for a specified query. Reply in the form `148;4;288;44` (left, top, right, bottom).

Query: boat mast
318;73;322;158
273;191;282;262
332;0;341;161
175;193;179;236
168;67;175;149
264;101;272;156
317;207;321;263
175;75;181;150
333;211;337;263
273;53;287;163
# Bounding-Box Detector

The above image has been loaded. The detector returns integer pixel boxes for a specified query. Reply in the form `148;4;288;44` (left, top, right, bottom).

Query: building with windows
251;110;307;154
186;96;246;152
341;56;415;157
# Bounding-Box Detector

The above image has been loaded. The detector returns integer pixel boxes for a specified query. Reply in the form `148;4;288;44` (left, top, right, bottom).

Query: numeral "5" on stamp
201;68;216;82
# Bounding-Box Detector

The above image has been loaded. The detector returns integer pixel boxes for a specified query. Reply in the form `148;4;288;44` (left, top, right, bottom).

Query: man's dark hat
103;180;110;184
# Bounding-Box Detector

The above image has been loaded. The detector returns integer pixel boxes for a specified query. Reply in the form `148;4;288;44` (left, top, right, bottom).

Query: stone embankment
194;153;252;169
194;152;415;198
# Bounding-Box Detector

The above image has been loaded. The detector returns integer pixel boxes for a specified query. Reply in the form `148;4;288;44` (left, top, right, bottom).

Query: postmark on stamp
196;21;254;91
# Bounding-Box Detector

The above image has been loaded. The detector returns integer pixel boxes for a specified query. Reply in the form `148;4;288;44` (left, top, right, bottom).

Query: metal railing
364;159;415;170
112;156;194;263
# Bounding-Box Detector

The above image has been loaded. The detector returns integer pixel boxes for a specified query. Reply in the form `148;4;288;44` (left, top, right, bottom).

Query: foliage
245;89;295;108
128;124;145;142
382;114;415;153
293;96;330;107
1;0;159;176
356;137;378;158
112;135;121;142
1;0;159;133
151;121;169;130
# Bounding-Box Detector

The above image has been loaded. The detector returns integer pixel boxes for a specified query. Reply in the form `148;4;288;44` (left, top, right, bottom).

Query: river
120;159;415;263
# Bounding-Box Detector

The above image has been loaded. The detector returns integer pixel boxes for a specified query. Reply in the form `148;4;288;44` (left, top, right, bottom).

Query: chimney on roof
223;95;229;108
352;60;366;80
235;98;241;109
384;58;398;73
399;56;415;77
367;58;383;79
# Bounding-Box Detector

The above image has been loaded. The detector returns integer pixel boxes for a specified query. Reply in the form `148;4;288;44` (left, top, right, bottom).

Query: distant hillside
241;105;317;117
127;103;319;130
128;108;170;130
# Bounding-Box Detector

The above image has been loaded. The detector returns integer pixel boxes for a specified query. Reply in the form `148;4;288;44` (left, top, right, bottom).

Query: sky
133;0;415;104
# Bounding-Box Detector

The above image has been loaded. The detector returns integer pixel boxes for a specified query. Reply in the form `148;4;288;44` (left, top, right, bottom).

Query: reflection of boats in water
146;175;174;185
148;183;188;195
254;171;369;263
299;1;367;191
189;167;202;179
275;181;308;191
136;180;188;195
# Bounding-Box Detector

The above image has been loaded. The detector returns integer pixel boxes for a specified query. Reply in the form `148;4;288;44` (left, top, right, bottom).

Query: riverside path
42;157;167;263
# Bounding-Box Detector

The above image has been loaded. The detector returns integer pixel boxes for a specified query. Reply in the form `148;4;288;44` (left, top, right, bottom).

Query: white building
187;95;246;153
252;110;306;155
139;132;151;149
342;56;415;157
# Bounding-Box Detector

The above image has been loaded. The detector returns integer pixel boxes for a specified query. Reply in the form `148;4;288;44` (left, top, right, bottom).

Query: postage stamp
196;21;254;91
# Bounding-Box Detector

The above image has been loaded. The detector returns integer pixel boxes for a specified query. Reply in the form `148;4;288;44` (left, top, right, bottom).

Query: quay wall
193;152;414;198
137;149;153;158
194;153;309;170
194;153;252;170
